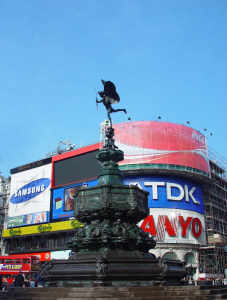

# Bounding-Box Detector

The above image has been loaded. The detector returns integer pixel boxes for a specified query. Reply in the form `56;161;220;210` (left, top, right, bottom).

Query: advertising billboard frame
8;163;52;228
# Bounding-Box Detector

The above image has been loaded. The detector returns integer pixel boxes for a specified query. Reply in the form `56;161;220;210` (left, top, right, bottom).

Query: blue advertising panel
52;180;98;221
123;175;204;214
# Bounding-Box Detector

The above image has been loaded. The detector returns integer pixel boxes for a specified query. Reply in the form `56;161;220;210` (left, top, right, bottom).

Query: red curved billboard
113;121;209;174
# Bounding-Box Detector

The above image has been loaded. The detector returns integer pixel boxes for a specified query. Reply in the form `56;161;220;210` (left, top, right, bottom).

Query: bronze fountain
40;80;186;286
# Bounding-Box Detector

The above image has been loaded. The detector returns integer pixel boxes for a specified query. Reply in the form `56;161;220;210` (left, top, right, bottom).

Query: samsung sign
10;178;51;204
124;175;204;214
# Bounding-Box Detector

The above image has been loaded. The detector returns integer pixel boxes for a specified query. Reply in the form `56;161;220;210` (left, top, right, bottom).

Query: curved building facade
112;121;212;279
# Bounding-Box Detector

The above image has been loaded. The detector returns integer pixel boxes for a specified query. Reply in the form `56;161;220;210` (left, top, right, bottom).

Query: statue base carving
40;253;186;287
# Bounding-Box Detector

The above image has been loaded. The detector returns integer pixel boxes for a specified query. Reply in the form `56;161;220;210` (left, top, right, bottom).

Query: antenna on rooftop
44;140;76;158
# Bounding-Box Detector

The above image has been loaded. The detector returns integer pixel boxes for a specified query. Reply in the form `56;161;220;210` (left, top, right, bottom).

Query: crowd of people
181;277;225;286
0;272;41;290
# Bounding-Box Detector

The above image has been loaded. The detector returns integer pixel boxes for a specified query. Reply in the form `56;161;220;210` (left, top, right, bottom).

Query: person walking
30;278;36;287
14;272;24;287
224;264;227;285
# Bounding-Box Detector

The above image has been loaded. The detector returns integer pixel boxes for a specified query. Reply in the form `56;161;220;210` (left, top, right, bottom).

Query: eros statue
96;80;126;127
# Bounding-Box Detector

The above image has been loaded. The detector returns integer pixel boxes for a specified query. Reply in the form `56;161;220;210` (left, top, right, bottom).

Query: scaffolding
199;146;227;276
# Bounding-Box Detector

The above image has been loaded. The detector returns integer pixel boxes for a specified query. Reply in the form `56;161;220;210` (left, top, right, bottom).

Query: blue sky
0;0;226;177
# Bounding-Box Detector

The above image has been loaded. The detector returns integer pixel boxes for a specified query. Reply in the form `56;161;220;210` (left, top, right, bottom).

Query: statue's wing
104;81;116;94
104;81;120;103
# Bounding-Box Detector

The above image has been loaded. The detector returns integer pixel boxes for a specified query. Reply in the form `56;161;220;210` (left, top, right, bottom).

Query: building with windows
199;147;227;278
0;173;11;254
1;121;226;279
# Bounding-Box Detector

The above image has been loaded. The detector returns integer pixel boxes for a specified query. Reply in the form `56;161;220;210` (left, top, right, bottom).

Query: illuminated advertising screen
140;208;206;245
124;174;205;245
8;164;52;228
114;121;210;174
52;180;98;221
124;175;204;214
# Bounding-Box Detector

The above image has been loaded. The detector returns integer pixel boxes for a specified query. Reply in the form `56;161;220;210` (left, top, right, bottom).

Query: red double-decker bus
0;255;40;285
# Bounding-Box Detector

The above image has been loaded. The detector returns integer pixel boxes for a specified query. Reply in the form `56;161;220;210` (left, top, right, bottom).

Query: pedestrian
224;264;227;285
217;277;222;285
30;278;36;287
36;274;40;284
0;274;2;290
14;271;24;287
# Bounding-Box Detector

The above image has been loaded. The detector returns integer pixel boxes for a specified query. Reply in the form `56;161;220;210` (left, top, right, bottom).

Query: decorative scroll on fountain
40;80;187;287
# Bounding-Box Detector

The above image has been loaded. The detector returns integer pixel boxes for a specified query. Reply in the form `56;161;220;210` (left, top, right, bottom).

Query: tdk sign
10;178;51;204
124;175;204;214
144;182;199;204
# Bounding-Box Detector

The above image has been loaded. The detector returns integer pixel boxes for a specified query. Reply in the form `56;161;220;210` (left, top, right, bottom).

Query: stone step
8;285;225;292
7;297;222;300
53;297;225;300
7;288;227;296
2;286;227;300
5;293;226;300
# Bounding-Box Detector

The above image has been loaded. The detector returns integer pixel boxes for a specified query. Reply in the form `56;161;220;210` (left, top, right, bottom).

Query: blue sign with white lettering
123;175;204;214
10;178;51;204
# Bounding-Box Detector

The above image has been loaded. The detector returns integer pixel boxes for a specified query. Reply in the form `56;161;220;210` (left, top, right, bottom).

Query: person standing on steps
14;271;24;287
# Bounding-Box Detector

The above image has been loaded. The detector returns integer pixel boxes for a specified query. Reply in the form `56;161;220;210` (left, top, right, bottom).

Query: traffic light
104;120;109;127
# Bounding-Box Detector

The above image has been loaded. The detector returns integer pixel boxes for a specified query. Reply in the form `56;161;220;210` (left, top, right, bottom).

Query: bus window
5;259;13;263
22;259;30;264
14;259;22;263
12;274;17;279
3;274;11;279
0;259;4;263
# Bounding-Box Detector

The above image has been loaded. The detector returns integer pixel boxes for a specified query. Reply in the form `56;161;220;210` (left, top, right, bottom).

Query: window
3;274;11;279
5;259;13;263
10;240;18;251
40;239;48;248
22;259;30;264
18;239;26;250
14;260;22;263
30;239;39;250
0;259;4;263
56;236;63;248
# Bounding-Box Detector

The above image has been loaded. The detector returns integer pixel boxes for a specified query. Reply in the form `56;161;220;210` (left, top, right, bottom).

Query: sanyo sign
124;175;204;214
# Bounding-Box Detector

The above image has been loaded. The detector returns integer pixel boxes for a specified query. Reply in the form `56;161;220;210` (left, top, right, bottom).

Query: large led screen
114;121;210;174
124;175;204;214
52;179;98;221
54;151;101;187
8;164;52;228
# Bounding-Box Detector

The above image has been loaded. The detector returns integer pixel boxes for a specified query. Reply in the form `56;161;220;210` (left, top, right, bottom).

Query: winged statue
96;80;126;127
